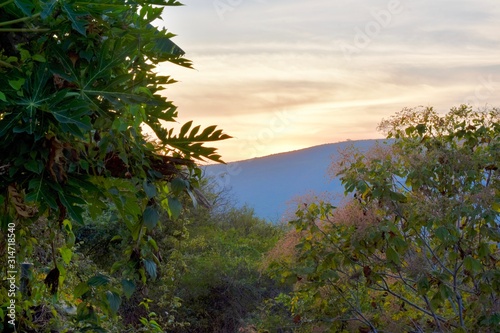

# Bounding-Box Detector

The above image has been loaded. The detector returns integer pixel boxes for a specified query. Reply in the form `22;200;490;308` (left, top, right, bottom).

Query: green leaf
148;237;159;251
390;236;408;251
61;2;89;36
480;225;500;242
152;36;186;57
478;242;491;258
66;231;76;247
0;113;22;137
26;178;58;210
58;193;85;225
430;289;444;309
106;291;122;314
405;126;415;135
0;91;6;102
110;261;125;274
8;78;25;90
87;274;111;287
143;206;160;230
62;218;73;231
189;125;201;138
25;160;44;174
386;247;400;265
59;246;72;265
32;54;46;62
417;276;430;295
167;197;182;220
143;181;157;199
463;256;482;273
434;226;449;242
389;191;407;203
76;302;90;320
51;103;91;132
186;188;198;208
439;283;453;299
143;259;157;280
416;123;427;135
161;123;231;162
74;282;90;298
171;177;188;195
57;262;66;286
110;235;122;242
121;279;136;299
179;120;193;138
40;0;57;19
14;0;35;15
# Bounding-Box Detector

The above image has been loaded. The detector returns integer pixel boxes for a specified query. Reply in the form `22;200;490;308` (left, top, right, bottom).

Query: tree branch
422;295;444;332
0;59;14;68
0;28;49;32
374;279;455;329
332;283;378;333
0;13;41;27
0;0;14;9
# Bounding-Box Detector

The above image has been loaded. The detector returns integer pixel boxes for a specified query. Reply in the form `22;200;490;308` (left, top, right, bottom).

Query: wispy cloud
159;0;500;161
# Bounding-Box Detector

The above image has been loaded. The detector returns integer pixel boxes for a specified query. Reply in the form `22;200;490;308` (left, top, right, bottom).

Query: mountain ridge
204;139;386;222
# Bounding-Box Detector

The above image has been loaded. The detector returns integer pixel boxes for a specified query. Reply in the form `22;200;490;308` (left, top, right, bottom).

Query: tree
271;105;500;332
0;1;229;331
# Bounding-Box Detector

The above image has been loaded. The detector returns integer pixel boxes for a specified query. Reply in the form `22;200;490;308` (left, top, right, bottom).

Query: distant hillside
204;139;387;223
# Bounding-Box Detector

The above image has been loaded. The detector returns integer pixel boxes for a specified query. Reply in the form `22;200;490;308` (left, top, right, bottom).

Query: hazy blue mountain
204;139;386;223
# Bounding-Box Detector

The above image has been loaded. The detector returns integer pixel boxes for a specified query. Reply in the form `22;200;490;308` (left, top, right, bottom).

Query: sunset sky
158;0;500;162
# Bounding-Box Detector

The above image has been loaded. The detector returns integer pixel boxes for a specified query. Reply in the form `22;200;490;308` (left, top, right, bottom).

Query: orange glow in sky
157;0;500;162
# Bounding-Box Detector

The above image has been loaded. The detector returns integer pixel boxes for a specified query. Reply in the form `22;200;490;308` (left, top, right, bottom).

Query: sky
157;0;500;162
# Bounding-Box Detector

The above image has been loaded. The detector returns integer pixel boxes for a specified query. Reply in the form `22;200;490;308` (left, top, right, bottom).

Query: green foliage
0;0;230;331
171;205;285;332
271;106;500;332
64;185;286;332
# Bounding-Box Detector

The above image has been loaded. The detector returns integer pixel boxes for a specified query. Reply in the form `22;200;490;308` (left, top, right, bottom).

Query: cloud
157;0;500;162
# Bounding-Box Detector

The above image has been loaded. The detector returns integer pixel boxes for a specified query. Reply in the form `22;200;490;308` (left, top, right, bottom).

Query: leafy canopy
0;0;229;331
272;105;500;332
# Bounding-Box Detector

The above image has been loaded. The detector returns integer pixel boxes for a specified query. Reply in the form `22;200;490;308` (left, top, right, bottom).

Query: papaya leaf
0;113;22;137
40;0;57;19
51;104;91;132
58;193;85;226
14;0;35;15
61;2;89;36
